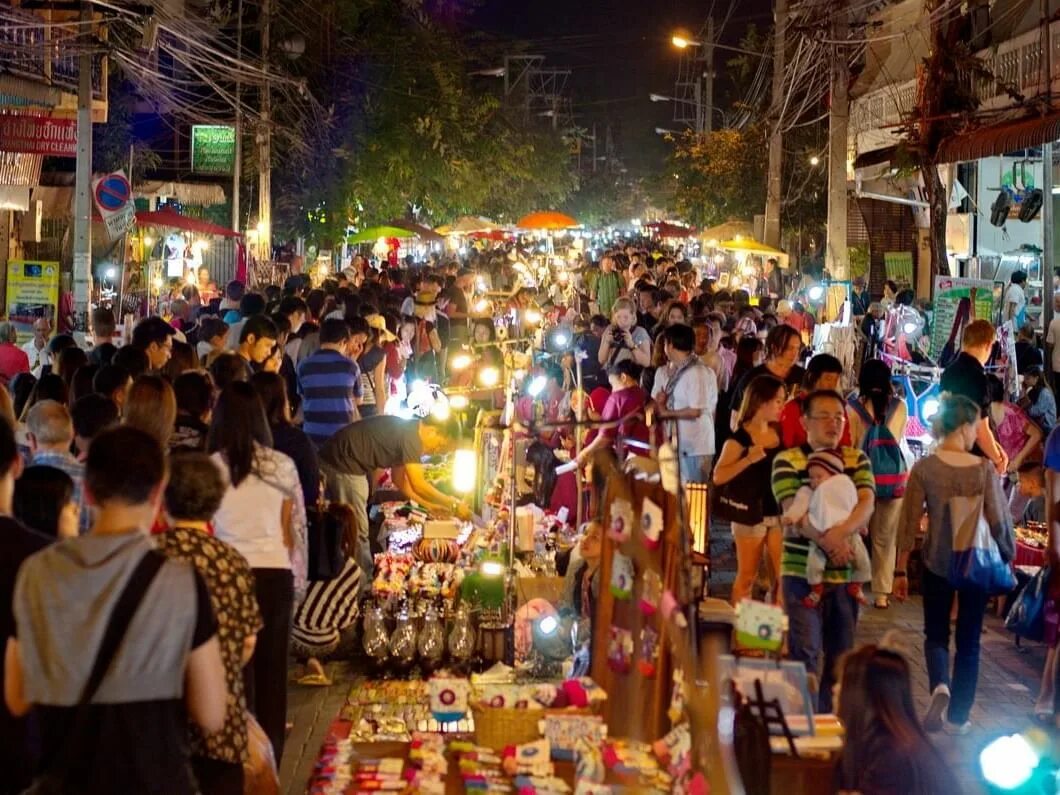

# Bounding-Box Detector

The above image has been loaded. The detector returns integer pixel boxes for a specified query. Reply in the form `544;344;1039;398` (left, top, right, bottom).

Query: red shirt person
779;353;852;449
0;322;29;384
576;360;650;464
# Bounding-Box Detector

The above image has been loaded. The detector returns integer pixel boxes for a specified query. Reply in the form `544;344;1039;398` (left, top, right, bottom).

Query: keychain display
609;498;633;543
609;551;634;599
637;625;660;678
607;626;634;673
640;497;663;550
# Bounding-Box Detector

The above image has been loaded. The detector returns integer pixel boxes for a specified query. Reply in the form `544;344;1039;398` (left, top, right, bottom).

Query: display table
1015;540;1046;568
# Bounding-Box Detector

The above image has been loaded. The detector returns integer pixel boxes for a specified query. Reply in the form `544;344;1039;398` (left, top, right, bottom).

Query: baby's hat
807;449;844;477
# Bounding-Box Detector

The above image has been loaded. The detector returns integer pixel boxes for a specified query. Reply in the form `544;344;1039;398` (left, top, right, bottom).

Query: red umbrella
135;206;243;238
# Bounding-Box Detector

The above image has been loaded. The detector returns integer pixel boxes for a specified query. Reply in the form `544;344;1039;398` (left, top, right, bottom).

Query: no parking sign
92;170;136;241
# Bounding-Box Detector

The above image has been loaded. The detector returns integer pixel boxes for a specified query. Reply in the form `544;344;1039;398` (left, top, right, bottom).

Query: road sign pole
72;0;93;332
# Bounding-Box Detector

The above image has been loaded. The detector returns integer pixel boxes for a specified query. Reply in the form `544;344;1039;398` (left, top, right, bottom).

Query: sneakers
924;684;951;732
943;720;972;736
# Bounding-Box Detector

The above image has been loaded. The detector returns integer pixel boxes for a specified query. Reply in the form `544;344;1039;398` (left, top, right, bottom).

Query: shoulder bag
24;551;166;795
947;465;1016;594
711;435;765;527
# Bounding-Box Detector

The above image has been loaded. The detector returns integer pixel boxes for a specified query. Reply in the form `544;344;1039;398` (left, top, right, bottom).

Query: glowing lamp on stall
451;352;473;371
449;394;470;410
474;298;490;313
545;326;572;353
478;366;501;387
527;375;549;397
430;399;451;422
902;321;919;335
524;308;543;325
452;449;477;494
480;560;505;577
152;276;164;290
476;276;487;292
919;395;941;423
979;733;1039;791
807;284;825;302
105;267;117;279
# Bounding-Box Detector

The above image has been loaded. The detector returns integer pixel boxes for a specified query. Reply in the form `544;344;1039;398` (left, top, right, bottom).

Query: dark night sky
471;0;774;176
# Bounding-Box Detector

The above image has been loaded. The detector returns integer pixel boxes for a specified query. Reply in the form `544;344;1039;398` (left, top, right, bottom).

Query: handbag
23;551;166;795
711;449;764;527
947;468;1016;594
1006;566;1050;641
243;712;280;795
306;478;355;581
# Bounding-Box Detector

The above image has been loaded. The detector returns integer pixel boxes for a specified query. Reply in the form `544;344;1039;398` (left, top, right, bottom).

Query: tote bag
1005;566;1050;642
947;471;1015;594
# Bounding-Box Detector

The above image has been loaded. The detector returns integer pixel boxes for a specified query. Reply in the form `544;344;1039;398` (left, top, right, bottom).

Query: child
782;449;871;606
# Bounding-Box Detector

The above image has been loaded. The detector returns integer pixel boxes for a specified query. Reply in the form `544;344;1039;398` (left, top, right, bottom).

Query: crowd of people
0;242;1052;795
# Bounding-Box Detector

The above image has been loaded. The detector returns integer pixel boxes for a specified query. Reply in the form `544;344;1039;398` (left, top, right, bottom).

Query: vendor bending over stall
318;415;468;578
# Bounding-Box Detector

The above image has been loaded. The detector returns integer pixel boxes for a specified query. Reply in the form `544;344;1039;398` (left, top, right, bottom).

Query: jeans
922;567;989;724
782;576;858;712
321;466;372;584
679;453;713;484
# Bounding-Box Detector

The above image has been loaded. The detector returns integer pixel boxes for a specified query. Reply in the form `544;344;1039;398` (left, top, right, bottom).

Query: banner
0;115;76;157
930;276;996;359
6;261;59;343
190;125;235;174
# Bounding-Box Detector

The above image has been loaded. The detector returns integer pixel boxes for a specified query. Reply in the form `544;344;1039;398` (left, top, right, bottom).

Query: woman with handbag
712;374;786;605
894;394;1015;735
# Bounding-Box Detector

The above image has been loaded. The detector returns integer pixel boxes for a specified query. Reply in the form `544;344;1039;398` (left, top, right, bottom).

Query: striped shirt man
297;348;362;446
771;444;874;584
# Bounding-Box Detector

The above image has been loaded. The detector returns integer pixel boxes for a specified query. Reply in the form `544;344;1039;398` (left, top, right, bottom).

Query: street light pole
764;0;787;249
825;0;850;280
702;16;714;134
258;0;271;263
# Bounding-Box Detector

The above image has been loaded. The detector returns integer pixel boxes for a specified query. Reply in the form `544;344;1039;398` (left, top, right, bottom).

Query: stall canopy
385;219;444;243
347;225;416;243
719;238;790;268
700;220;754;245
516;210;578;230
135;206;243;237
644;221;694;238
437;216;504;235
135;181;227;207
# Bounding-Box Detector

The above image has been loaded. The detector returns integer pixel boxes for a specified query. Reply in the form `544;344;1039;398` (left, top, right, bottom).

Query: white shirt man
22;319;51;376
652;324;718;484
1004;278;1026;325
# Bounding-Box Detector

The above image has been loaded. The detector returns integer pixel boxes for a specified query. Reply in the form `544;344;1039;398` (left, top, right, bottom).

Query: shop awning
135;206;242;237
936;113;1060;164
644;221;694;238
135;180;227;207
384;219;444;242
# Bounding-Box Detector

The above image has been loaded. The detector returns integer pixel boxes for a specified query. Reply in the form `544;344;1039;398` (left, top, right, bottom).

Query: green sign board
190;125;235;175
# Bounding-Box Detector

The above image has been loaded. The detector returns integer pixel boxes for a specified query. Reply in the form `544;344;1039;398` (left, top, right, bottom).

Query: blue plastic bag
1006;566;1050;642
947;492;1016;595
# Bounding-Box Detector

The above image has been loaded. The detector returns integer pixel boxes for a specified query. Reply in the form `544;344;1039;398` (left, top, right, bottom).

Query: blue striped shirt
297;349;362;446
31;451;91;534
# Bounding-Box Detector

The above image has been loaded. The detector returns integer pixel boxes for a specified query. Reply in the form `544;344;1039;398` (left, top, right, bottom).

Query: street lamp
649;93;673;103
671;34;701;49
809;155;821;166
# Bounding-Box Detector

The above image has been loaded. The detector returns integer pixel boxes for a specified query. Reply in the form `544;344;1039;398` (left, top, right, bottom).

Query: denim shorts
731;516;780;540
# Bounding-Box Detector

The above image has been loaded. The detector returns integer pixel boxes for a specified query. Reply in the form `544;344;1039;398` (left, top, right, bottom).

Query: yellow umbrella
700;220;754;245
719;238;790;268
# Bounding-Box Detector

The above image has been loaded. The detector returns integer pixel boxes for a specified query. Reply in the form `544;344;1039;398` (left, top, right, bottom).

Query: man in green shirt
593;254;622;316
771;389;875;712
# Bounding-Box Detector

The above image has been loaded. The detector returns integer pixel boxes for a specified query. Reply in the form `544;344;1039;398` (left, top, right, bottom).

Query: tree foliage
269;0;576;245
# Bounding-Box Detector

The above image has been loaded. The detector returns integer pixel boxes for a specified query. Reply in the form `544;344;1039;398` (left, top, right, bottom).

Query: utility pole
72;0;93;330
232;0;242;233
257;0;271;262
592;123;597;174
1043;0;1054;328
764;0;787;249
825;0;850;279
702;16;714;134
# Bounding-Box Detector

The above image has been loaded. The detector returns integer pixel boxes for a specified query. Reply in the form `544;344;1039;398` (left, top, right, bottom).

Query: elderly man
22;317;51;376
772;389;875;712
26;400;90;534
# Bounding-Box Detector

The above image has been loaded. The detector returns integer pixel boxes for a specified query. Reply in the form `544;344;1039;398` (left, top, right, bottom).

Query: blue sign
94;174;131;212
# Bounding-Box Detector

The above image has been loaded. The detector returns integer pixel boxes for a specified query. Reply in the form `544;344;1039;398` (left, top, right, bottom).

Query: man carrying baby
772;389;876;712
782;448;872;607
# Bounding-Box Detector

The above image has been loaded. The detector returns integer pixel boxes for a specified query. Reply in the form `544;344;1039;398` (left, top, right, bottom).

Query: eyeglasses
808;414;845;424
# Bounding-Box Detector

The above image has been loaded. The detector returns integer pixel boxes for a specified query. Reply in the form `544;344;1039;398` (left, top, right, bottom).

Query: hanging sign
0;115;76;157
930;276;996;359
6;261;59;343
92;170;136;241
190;125;235;174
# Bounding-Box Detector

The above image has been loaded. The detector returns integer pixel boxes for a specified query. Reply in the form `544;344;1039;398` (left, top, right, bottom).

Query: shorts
731;516;780;540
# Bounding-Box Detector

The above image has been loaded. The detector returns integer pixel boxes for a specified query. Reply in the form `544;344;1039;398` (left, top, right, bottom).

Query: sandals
873;596;889;609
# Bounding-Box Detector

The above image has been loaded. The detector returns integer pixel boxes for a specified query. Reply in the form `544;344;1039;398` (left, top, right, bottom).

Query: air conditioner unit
19;200;42;243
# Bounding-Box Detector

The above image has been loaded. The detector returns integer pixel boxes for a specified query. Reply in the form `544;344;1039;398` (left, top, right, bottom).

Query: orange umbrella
516;210;579;230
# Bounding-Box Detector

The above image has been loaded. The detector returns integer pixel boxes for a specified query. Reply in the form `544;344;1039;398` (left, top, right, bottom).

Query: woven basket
471;704;542;750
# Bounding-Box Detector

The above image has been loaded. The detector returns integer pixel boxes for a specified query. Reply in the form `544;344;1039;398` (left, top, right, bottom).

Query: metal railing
0;7;104;99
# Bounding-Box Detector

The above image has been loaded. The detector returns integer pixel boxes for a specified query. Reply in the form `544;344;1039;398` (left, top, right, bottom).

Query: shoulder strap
80;551;166;704
847;397;873;426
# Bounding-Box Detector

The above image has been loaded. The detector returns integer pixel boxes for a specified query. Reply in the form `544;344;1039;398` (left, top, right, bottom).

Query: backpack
848;397;908;500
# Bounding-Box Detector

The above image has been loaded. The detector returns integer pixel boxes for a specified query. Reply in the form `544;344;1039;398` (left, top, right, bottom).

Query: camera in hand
611;328;626;346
